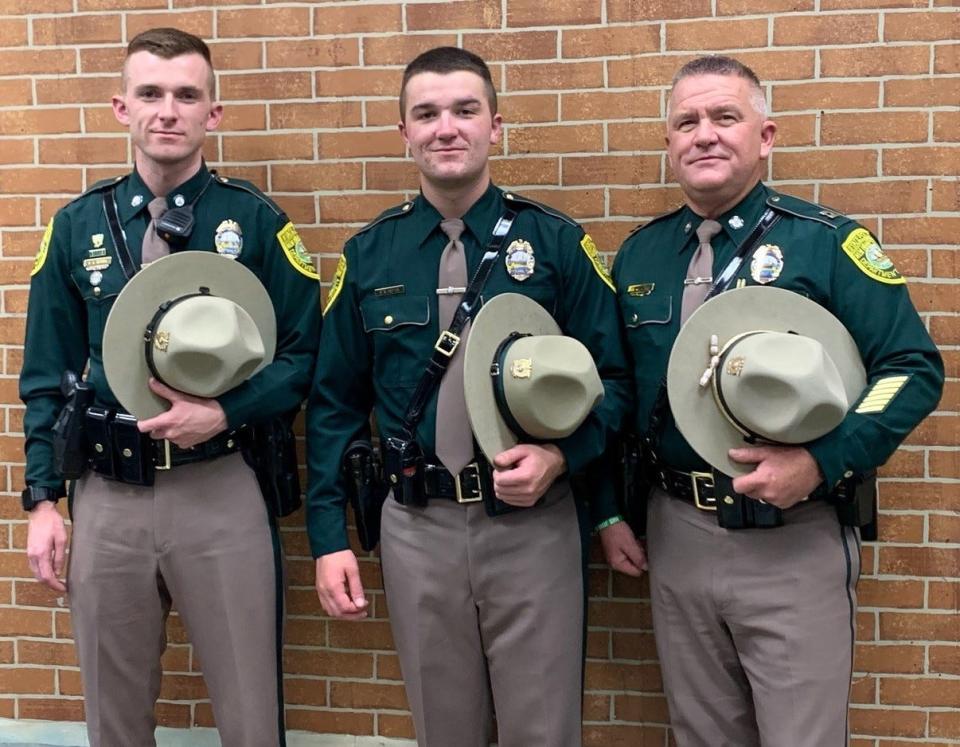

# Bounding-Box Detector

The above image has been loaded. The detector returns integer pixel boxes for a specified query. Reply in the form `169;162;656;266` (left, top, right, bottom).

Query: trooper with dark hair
20;27;320;746
306;46;630;746
604;54;944;746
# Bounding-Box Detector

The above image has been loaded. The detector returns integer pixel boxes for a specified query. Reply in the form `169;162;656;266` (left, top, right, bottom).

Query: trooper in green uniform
603;55;944;747
20;28;320;746
307;47;630;747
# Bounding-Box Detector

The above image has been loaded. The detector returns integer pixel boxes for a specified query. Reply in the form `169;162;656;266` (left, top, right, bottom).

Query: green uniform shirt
20;164;322;493
613;180;944;487
306;183;631;558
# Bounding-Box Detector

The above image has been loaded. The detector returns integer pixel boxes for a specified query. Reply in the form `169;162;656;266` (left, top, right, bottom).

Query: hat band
142;287;212;389
490;332;541;444
710;329;779;446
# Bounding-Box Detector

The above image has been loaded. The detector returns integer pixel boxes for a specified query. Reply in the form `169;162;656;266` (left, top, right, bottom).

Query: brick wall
0;1;957;744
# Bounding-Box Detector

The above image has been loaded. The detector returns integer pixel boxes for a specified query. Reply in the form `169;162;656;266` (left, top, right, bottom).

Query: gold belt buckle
690;471;716;511
434;330;461;357
454;462;483;503
155;439;173;471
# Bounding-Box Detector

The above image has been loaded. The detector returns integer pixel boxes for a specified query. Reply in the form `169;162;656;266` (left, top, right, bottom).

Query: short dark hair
123;27;215;96
669;55;766;116
399;46;497;120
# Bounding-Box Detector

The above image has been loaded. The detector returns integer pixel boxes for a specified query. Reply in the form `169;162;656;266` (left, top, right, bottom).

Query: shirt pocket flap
360;295;431;332
621;294;673;328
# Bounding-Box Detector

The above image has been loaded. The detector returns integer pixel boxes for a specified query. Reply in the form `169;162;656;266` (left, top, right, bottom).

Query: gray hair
669;55;767;117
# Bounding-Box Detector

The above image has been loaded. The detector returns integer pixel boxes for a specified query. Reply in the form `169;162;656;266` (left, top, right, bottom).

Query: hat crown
500;335;603;440
718;331;849;444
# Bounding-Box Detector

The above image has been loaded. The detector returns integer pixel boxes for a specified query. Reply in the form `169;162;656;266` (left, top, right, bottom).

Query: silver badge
173;194;185;207
131;195;143;208
728;216;744;230
750;244;784;285
504;239;535;282
89;270;102;286
215;219;243;259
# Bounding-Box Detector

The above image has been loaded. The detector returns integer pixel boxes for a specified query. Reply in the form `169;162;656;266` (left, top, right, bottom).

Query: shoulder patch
579;234;615;292
276;222;319;279
215;176;284;217
354;202;414;237
502;190;578;227
840;227;904;285
766;192;849;228
31;218;55;277
323;253;347;315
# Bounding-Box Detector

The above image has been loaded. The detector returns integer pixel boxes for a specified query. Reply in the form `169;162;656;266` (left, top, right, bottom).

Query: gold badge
323;253;347;314
579;234;615;292
510;358;533;379
750;244;784;285
83;256;113;272
627;283;655;297
505;239;535;282
725;356;745;376
841;228;904;285
92;234;104;249
277;221;318;279
154;331;170;352
215;219;243;259
31;218;55;277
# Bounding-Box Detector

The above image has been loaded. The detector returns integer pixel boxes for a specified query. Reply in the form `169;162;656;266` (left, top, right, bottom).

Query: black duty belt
651;464;718;511
396;461;485;505
148;430;244;470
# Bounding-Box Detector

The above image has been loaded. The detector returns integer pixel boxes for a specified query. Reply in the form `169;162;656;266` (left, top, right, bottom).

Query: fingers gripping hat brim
102;252;276;421
667;285;866;476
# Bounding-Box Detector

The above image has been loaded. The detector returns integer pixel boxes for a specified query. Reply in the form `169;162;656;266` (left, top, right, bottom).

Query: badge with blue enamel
750;244;783;284
215;219;243;259
504;239;535;282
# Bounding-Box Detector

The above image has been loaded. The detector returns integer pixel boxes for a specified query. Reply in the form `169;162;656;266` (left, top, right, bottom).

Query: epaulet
501;190;578;228
624;204;686;239
353;200;415;237
765;191;851;229
66;174;128;207
212;173;284;217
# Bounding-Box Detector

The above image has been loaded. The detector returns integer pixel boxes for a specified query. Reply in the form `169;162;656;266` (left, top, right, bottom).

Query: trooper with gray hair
603;55;943;746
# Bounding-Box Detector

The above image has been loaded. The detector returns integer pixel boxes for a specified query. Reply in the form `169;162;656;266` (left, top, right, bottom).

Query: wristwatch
21;485;65;512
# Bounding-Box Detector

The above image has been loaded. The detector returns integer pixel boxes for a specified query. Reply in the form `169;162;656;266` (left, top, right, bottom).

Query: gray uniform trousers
380;480;584;747
67;452;286;747
647;488;860;747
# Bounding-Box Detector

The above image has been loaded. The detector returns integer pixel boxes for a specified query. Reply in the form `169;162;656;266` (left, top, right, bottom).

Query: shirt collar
409;181;501;250
677;180;768;252
115;162;212;226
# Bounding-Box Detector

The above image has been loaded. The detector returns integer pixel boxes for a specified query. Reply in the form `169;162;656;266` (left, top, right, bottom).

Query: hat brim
667;285;866;476
463;293;561;462
102;252;276;420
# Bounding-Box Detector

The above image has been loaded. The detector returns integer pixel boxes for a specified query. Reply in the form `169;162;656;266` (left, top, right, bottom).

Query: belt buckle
690;471;716;511
454;462;483;503
155;439;173;471
434;330;461;357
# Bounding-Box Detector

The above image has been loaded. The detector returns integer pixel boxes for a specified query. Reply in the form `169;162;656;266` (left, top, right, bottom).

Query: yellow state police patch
324;253;347;315
841;227;904;285
31;218;55;277
276;222;319;280
580;234;615;292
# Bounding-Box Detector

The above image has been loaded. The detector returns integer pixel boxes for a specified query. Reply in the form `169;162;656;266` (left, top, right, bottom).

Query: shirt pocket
619;293;674;354
72;268;124;359
360;294;432;385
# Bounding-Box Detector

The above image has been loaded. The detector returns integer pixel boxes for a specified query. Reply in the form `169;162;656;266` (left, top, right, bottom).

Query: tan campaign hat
667;285;866;476
103;251;276;420
463;293;604;462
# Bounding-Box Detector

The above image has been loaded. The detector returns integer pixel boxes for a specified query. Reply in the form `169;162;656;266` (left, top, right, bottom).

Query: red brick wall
0;2;957;744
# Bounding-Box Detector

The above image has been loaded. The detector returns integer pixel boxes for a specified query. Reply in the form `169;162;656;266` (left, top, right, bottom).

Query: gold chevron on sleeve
855;375;910;414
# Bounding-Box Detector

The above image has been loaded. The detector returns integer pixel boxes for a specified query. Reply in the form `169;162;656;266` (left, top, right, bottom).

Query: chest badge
750;244;784;285
505;239;535;282
627;282;655;297
82;255;113;272
215;219;243;259
89;270;103;287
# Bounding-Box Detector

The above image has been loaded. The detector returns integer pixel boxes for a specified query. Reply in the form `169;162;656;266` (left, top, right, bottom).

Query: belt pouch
85;407;116;479
712;471;750;529
111;413;155;486
383;437;426;507
746;497;784;528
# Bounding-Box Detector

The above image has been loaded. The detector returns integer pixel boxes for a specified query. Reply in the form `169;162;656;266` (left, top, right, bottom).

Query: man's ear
759;120;777;160
112;94;130;126
206;102;224;132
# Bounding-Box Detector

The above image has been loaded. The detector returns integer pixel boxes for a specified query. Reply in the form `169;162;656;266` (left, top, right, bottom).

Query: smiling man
20;28;320;746
605;55;943;746
306;47;630;746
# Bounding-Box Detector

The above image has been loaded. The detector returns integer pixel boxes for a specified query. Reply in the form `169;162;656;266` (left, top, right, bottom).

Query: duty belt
148;430;244;470
422;461;484;503
651;464;717;511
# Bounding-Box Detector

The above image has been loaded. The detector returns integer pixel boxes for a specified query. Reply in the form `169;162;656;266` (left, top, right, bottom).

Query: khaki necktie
434;218;475;475
680;219;722;324
140;196;171;267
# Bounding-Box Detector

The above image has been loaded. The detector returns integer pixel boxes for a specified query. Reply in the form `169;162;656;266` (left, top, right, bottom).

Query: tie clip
683;276;713;286
436;286;467;295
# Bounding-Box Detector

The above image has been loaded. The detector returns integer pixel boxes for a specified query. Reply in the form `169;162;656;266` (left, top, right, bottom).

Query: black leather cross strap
396;210;517;441
704;207;781;303
102;190;138;280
